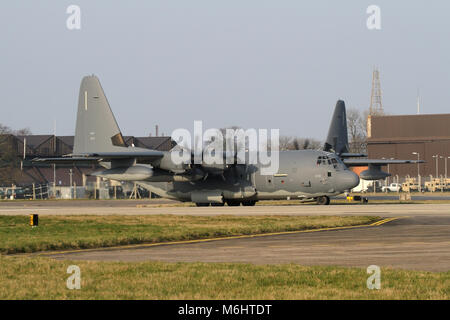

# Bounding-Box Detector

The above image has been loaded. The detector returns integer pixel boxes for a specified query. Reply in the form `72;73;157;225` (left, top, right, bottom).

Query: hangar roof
368;113;450;142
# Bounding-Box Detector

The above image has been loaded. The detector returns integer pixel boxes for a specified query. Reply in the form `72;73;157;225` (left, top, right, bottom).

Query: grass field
0;215;379;254
0;256;448;299
1;214;448;300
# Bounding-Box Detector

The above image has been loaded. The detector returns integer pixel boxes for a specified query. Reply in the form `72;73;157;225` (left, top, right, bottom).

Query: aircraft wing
81;151;164;160
343;159;424;167
32;151;164;164
32;156;102;164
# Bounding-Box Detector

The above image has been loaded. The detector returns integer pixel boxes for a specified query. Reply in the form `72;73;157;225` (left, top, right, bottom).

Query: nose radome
345;171;360;189
338;171;360;190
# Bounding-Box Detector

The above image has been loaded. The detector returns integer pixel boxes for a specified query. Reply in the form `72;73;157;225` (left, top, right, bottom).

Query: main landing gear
195;203;210;207
226;200;256;206
195;200;257;207
316;196;330;205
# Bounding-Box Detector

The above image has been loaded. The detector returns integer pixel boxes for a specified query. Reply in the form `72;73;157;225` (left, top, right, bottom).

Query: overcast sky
1;1;449;140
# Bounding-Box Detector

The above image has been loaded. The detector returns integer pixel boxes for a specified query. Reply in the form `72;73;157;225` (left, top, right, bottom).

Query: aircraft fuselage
130;150;359;204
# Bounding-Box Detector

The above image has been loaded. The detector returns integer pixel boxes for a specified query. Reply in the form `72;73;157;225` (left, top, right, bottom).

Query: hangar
0;134;174;198
367;113;450;183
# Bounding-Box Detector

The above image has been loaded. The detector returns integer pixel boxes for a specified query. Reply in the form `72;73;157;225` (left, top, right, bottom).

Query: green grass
0;215;379;254
0;256;448;299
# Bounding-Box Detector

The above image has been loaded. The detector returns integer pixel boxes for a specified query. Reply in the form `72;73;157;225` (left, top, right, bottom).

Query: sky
1;1;449;140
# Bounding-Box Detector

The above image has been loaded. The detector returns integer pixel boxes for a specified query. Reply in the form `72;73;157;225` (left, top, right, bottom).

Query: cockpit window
317;155;343;170
316;156;326;165
317;155;333;166
330;158;338;169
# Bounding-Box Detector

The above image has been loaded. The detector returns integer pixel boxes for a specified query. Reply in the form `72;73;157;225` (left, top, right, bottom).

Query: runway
3;200;449;271
2;200;450;217
45;215;450;272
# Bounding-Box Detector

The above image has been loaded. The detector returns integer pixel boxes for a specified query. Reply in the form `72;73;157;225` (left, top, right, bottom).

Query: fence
0;182;154;200
355;174;450;193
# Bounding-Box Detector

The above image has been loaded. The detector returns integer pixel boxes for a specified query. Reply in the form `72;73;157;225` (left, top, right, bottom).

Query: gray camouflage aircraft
34;76;422;205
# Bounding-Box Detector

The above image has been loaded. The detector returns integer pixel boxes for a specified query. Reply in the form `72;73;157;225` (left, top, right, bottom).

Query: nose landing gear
316;196;330;205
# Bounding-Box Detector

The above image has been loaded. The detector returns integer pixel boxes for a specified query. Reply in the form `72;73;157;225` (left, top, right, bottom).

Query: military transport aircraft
33;76;422;205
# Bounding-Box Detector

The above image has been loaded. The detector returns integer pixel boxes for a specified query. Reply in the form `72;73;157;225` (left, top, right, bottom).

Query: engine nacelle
92;165;156;181
360;164;391;181
92;165;206;182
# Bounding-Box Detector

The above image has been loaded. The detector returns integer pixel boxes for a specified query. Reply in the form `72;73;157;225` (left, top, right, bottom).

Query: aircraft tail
73;75;128;154
323;100;349;155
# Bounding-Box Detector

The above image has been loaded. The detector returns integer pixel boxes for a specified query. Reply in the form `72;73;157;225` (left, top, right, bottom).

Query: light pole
53;163;56;198
395;174;399;193
387;158;394;183
432;155;439;179
446;157;450;191
69;169;73;199
412;152;421;192
381;157;395;191
446;157;450;181
386;158;394;187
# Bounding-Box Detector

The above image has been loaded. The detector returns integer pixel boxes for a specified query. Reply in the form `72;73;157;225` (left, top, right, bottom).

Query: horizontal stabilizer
344;158;425;167
339;153;368;158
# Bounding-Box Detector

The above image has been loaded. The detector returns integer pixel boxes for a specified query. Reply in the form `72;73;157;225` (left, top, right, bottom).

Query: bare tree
279;136;322;151
279;136;294;151
346;108;369;153
14;128;32;136
297;138;322;150
0;124;11;135
0;132;17;185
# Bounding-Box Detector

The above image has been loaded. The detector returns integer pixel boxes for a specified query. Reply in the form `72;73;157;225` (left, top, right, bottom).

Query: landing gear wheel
242;201;256;206
316;196;330;205
226;201;240;206
195;203;210;207
211;203;225;207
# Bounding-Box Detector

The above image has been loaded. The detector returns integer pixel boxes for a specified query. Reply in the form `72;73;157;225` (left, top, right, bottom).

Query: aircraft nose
339;170;360;190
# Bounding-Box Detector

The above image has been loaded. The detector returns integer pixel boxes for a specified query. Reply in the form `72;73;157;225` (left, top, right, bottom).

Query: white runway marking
0;208;50;212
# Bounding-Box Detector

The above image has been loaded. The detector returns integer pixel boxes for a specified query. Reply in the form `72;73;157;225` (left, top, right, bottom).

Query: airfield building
0;134;174;187
367;113;450;180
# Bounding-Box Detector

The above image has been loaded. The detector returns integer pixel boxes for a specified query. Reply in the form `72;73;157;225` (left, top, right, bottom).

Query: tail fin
323;100;349;155
73;75;128;154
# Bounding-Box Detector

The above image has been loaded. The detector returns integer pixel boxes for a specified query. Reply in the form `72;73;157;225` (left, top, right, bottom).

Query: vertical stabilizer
324;100;349;155
73;75;128;154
